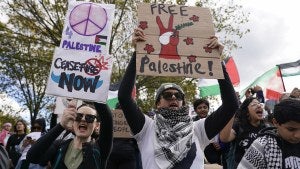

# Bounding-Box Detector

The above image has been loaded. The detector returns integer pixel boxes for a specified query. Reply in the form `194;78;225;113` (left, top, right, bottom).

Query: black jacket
27;103;113;169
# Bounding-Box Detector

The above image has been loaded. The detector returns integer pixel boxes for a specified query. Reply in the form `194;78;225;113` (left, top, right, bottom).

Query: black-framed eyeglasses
161;91;184;101
75;113;97;123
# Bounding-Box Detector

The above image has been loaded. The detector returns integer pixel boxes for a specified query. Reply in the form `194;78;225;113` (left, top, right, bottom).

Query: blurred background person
15;118;46;169
6;119;27;169
0;122;12;147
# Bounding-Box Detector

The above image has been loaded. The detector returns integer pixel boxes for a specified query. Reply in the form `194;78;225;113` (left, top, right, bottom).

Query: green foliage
0;110;18;128
195;0;250;54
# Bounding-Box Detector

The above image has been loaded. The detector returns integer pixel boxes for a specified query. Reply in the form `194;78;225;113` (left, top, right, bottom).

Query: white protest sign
60;1;115;56
46;1;115;102
46;48;112;102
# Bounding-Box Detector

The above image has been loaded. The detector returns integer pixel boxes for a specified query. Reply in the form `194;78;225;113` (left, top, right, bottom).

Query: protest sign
136;3;223;79
46;48;112;102
112;109;132;138
60;1;115;56
46;1;115;102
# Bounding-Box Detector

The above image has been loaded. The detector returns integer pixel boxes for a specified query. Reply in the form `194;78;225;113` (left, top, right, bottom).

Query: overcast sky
231;0;300;93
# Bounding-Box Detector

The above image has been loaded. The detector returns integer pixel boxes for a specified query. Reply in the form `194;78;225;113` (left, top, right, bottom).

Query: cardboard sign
46;1;115;102
136;3;223;79
112;109;132;138
60;2;115;56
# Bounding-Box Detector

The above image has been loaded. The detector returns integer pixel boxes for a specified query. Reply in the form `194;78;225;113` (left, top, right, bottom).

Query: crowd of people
0;27;299;169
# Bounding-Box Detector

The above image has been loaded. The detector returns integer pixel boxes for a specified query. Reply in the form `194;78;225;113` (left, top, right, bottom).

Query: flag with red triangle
241;66;285;100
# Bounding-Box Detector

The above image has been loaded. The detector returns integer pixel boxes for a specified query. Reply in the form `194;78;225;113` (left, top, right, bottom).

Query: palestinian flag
198;57;240;97
277;59;300;77
241;66;285;100
107;82;120;109
95;35;107;46
107;81;136;109
198;79;220;97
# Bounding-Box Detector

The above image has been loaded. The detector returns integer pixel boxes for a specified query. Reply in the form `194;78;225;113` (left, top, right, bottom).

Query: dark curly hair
193;98;210;111
235;97;263;127
274;99;300;124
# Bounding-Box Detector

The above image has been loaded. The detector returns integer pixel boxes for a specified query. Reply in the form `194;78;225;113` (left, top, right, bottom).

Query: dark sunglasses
161;91;184;101
75;113;97;123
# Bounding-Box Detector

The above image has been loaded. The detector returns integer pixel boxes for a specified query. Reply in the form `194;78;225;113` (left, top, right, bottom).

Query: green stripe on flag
199;84;220;97
107;97;118;109
107;90;118;109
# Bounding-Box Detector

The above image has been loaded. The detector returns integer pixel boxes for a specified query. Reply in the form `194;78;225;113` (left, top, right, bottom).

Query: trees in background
0;0;249;123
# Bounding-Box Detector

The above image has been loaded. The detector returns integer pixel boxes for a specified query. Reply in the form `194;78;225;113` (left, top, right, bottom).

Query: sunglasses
75;113;97;123
161;91;184;101
32;126;42;131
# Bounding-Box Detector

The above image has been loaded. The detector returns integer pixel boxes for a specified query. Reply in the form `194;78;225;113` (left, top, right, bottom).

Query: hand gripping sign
136;3;224;79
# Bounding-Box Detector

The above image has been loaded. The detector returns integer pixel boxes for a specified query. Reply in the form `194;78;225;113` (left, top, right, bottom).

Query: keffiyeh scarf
154;106;194;169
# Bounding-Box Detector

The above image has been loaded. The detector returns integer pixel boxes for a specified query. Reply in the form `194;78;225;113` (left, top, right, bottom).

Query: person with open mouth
26;101;113;169
118;28;239;169
222;92;269;168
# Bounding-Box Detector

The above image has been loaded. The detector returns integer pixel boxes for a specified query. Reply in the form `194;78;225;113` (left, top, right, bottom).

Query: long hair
14;119;27;134
235;97;262;128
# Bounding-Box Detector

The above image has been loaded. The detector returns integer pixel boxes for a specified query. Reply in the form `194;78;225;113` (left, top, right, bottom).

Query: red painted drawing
144;44;155;54
139;21;148;30
156;15;180;59
183;37;194;45
189;15;199;22
203;46;213;53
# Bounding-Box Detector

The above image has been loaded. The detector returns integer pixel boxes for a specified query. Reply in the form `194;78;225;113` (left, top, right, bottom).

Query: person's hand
212;142;221;150
22;139;31;147
132;28;146;48
245;88;252;98
206;36;224;55
60;102;77;131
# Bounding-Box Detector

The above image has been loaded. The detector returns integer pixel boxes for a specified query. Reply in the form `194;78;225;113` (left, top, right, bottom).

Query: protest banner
136;3;223;79
46;1;115;102
46;48;112;102
112;109;132;138
60;1;115;56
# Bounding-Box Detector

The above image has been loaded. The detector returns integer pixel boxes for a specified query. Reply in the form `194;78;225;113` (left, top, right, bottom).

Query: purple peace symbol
69;3;108;36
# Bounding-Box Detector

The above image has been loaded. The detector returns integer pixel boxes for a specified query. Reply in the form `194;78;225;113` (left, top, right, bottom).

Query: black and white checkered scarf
154;106;193;169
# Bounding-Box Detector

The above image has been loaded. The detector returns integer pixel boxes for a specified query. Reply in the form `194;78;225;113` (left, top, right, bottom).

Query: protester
0;122;12;147
192;99;210;121
27;102;113;169
0;144;10;169
118;28;239;169
290;87;300;99
221;87;268;168
193;98;229;167
6;119;27;169
15;118;46;169
107;103;142;169
238;99;300;168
